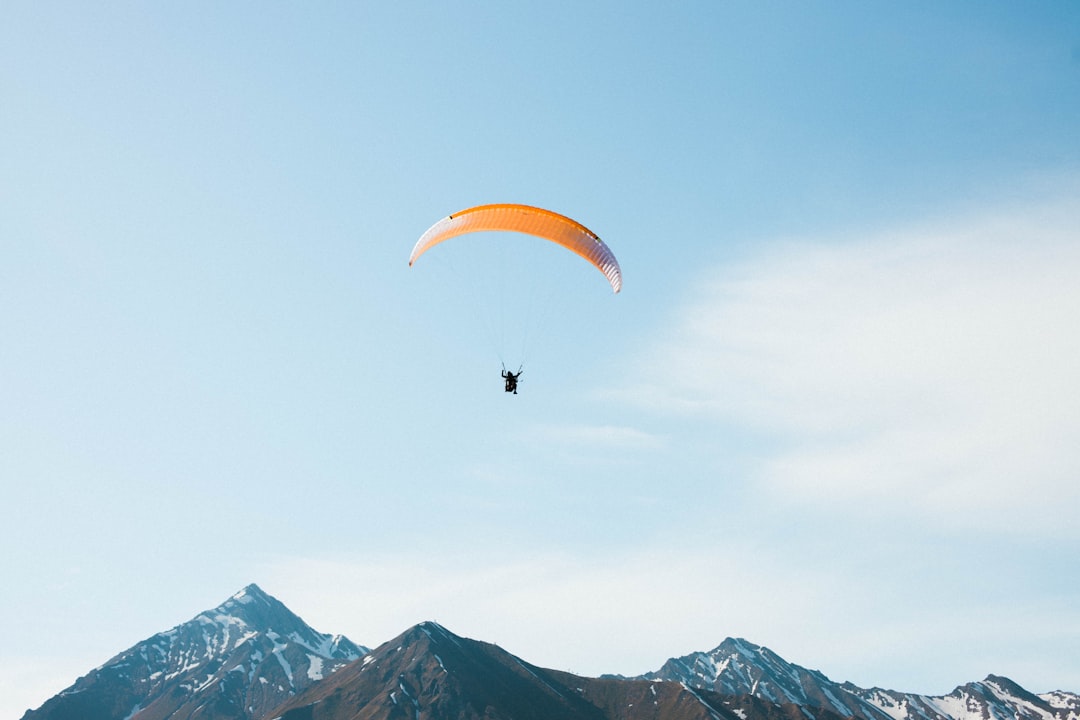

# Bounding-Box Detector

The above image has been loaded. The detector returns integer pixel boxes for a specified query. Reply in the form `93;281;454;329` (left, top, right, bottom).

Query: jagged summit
642;635;887;719
193;583;292;631
641;639;1080;720
229;582;274;606
21;585;367;720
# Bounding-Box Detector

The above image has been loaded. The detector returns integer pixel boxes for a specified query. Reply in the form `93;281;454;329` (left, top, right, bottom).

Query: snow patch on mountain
641;638;1077;720
21;584;368;720
307;655;324;681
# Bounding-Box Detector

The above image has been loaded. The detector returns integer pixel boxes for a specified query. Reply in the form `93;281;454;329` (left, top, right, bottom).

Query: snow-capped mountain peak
643;636;877;716
22;585;367;720
641;639;1078;720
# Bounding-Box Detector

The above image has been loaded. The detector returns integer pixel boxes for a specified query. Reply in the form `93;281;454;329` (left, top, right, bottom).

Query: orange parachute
409;204;622;293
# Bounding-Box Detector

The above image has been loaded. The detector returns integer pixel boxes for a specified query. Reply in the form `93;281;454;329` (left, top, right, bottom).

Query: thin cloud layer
628;195;1080;533
527;423;667;451
260;542;1078;694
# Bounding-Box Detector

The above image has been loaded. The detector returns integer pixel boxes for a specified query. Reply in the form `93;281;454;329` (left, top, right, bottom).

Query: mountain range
19;584;1079;720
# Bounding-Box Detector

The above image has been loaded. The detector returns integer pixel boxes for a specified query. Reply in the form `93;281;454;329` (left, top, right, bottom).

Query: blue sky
3;2;1080;717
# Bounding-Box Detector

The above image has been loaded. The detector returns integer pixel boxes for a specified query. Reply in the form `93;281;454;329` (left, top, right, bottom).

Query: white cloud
258;547;855;677
624;195;1080;533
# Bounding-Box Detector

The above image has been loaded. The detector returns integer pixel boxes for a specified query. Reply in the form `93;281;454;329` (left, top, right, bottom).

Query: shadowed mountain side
271;621;603;720
272;622;858;720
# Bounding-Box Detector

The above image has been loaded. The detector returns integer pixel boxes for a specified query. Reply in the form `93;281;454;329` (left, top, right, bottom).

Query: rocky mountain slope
637;637;1080;720
849;675;1080;720
270;621;851;720
20;584;366;720
19;585;1078;720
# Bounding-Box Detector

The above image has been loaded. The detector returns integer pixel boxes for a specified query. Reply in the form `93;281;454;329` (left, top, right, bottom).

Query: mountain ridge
19;585;1078;720
269;620;848;720
635;636;1079;720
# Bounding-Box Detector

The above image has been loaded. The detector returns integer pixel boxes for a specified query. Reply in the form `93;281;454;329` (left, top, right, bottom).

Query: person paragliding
409;204;621;392
501;366;522;394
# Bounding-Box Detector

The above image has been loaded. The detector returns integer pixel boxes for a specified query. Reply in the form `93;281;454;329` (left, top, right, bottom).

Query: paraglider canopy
409;204;622;293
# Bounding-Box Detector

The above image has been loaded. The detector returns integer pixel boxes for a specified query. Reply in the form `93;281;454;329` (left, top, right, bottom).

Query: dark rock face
272;622;607;720
272;622;847;720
